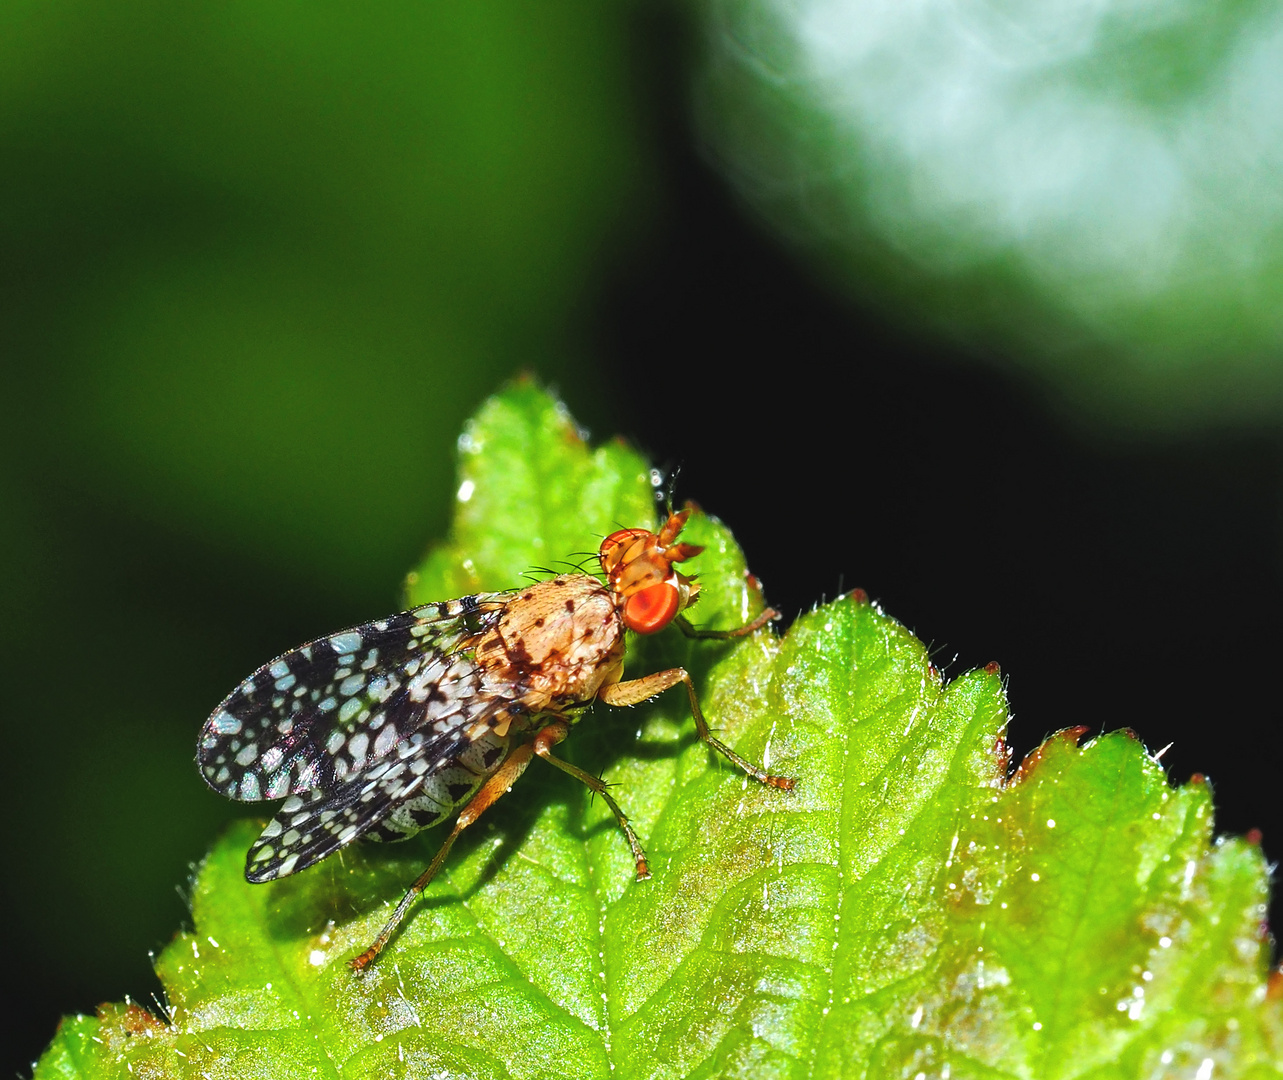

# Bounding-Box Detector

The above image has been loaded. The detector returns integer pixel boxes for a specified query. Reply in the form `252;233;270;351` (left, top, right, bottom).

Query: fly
196;509;794;970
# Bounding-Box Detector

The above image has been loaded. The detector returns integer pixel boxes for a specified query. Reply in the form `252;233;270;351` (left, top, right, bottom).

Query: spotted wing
241;721;509;881
198;592;516;803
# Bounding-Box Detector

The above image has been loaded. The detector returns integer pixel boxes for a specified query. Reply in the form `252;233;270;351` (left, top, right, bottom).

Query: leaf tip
97;1000;166;1038
1011;724;1091;785
983;660;1001;675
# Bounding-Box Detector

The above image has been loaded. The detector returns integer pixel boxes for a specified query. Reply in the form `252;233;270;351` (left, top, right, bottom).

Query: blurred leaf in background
0;1;649;1067
697;0;1283;427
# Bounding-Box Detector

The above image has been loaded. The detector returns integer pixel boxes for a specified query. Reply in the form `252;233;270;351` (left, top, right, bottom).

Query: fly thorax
474;575;626;711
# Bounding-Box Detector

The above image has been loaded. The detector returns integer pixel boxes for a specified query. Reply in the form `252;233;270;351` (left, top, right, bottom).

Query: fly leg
533;720;651;879
350;741;536;971
674;607;779;640
599;670;795;790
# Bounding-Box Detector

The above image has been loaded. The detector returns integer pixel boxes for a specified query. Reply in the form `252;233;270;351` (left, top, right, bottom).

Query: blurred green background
1;2;649;1070
4;0;1283;1074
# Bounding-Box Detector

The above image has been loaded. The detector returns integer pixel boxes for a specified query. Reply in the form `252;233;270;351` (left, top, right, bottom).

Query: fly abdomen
366;730;511;842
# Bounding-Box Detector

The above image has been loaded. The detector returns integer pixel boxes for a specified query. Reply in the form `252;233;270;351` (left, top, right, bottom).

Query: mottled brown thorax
472;574;626;719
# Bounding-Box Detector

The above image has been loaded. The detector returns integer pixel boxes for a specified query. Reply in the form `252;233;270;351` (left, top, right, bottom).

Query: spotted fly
197;509;794;969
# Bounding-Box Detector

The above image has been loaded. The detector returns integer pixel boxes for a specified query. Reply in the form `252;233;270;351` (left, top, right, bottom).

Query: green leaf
37;383;1281;1079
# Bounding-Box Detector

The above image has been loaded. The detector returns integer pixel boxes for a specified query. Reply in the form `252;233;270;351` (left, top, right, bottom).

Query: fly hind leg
350;741;536;972
533;720;652;879
598;669;795;791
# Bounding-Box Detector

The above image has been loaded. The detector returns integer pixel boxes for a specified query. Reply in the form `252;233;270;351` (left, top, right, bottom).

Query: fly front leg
351;741;536;972
599;670;795;791
674;607;779;640
533;720;651;879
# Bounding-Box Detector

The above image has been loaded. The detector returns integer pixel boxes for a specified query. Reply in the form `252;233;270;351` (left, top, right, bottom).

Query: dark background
4;9;1280;1076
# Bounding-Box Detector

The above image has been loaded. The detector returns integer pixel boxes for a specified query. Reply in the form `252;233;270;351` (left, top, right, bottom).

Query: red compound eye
623;582;680;634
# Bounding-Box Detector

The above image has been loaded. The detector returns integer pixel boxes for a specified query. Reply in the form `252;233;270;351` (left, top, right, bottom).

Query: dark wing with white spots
197;592;516;803
242;719;513;881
